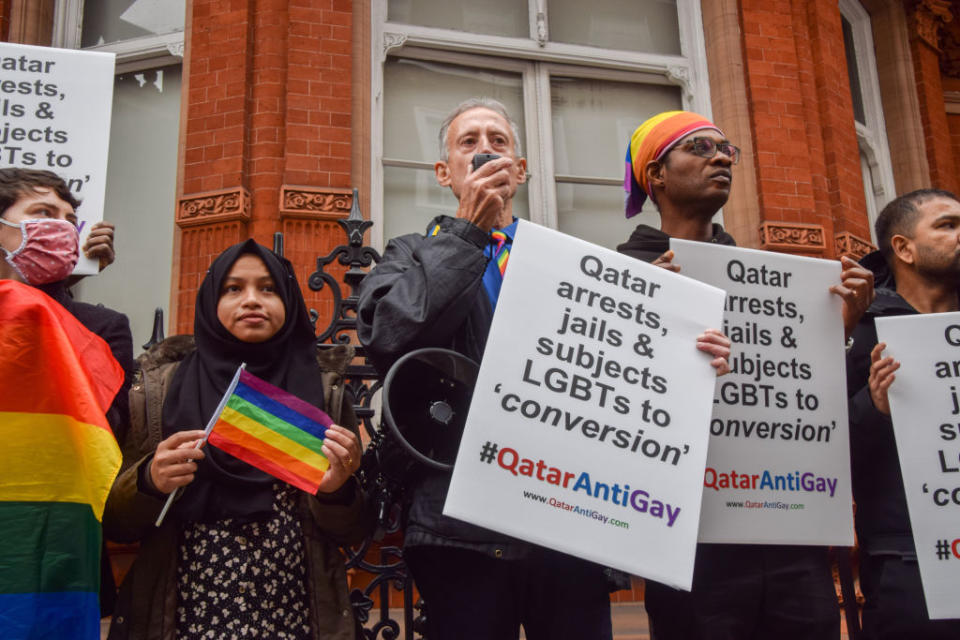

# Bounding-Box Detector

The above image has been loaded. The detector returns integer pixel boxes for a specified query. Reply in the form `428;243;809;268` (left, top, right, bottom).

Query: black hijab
162;239;323;523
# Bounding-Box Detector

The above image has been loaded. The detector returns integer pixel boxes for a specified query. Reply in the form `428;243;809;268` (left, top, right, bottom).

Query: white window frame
53;0;184;72
370;0;712;248
839;0;896;242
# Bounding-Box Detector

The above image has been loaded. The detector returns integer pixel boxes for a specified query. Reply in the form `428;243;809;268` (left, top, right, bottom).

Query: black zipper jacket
846;250;923;556
357;215;528;558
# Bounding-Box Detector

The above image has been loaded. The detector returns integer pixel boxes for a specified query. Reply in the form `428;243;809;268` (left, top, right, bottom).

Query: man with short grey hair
437;96;523;161
358;97;615;639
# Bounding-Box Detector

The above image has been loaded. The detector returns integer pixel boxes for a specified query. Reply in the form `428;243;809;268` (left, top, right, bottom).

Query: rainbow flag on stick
155;367;334;526
0;281;123;640
207;369;333;493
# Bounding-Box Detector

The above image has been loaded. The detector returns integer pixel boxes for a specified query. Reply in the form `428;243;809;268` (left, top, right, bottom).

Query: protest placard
875;313;960;619
0;42;115;275
443;221;725;589
670;239;853;545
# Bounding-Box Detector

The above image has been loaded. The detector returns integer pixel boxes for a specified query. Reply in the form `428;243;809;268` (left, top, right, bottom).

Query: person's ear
890;234;915;266
645;160;665;192
515;157;528;185
435;160;451;187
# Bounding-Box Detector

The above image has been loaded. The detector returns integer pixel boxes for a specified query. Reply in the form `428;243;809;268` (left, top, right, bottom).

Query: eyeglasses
674;137;741;164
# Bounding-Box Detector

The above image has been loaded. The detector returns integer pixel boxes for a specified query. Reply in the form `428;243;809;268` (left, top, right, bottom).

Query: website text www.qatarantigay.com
521;488;632;529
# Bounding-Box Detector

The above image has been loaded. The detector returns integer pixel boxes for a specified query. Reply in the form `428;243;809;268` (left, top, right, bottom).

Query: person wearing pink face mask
0;169;118;278
0;167;134;616
0;168;133;431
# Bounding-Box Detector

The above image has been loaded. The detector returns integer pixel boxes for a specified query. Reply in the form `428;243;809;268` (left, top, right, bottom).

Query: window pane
841;16;866;125
383;58;527;238
384;58;525;162
556;183;645;250
73;65;181;348
860;150;879;243
547;0;680;55
550;76;681;249
388;0;529;38
82;0;186;48
384;166;529;241
551;77;681;178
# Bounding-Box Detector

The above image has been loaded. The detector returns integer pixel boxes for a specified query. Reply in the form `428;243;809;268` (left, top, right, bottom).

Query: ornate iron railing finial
308;188;381;344
142;307;165;351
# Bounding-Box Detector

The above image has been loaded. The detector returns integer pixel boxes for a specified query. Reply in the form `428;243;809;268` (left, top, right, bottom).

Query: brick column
907;0;958;193
805;0;872;241
944;9;960;175
0;0;11;40
176;0;354;333
864;0;931;194
279;0;353;325
176;1;254;333
739;0;871;257
3;0;53;45
701;0;762;247
949;91;960;173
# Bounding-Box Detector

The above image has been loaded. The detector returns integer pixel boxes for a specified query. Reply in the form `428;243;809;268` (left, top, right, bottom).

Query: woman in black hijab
105;240;368;640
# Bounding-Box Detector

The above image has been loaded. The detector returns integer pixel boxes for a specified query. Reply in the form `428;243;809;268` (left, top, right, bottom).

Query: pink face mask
1;217;79;284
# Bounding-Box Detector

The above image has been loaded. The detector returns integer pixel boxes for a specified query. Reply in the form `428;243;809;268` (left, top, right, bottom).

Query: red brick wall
281;0;353;326
739;0;869;252
175;223;248;335
741;0;820;227
0;0;10;41
176;0;353;333
182;0;250;197
285;0;352;189
280;217;349;338
949;114;960;177
912;36;959;194
803;0;870;240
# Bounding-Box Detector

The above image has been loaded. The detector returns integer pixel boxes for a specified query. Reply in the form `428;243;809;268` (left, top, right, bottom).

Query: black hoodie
36;280;134;439
616;222;737;263
846;250;925;555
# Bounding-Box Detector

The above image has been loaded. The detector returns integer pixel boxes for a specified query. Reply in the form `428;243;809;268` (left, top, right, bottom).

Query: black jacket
37;280;134;440
846;250;919;555
357;215;529;558
616;222;736;262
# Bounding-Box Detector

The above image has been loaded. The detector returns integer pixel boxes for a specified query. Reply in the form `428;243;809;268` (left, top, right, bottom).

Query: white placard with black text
0;43;115;275
670;239;853;545
444;221;725;590
875;313;960;620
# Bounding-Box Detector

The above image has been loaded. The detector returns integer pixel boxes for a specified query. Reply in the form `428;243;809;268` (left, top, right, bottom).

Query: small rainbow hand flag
207;369;333;494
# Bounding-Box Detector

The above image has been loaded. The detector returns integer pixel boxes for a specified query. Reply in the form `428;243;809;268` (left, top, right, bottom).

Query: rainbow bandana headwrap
624;110;723;218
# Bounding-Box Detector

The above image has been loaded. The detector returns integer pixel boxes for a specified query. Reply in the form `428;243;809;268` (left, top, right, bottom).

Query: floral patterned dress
176;484;312;639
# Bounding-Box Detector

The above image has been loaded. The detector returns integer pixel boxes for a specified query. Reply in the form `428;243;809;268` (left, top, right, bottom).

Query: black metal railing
302;190;424;640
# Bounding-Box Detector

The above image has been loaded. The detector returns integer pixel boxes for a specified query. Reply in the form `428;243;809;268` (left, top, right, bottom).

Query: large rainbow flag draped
207;369;333;493
0;280;124;639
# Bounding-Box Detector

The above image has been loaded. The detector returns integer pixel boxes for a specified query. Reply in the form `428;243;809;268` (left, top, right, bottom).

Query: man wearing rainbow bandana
617;111;874;640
